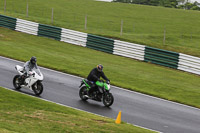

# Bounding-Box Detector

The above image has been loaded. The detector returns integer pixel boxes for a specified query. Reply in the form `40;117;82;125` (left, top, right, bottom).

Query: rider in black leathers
87;64;110;97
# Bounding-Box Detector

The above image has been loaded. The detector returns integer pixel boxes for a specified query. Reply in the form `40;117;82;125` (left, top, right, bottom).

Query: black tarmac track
0;56;200;133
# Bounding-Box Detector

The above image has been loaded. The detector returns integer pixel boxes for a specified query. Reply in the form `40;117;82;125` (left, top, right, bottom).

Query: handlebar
98;79;110;84
106;80;110;84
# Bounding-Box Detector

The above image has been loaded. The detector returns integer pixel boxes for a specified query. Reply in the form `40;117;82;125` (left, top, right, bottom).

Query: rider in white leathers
24;56;38;75
20;56;38;84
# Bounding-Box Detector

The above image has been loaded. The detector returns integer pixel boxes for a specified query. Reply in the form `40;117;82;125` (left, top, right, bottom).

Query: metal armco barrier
86;34;114;54
61;28;87;47
113;40;145;61
178;53;200;75
38;24;61;41
15;18;39;36
1;14;200;76
144;46;179;69
0;14;16;30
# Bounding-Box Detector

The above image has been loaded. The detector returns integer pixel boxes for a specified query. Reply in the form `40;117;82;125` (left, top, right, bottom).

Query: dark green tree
113;0;200;11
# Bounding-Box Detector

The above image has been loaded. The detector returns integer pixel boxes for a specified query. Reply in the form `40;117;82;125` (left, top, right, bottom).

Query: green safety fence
38;24;61;41
0;14;16;30
144;46;179;69
86;34;114;54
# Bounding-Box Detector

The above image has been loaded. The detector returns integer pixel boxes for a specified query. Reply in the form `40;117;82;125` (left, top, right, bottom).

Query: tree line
113;0;200;11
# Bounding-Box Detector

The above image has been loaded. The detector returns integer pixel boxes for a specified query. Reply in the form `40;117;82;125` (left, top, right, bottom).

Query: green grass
0;87;154;133
0;0;200;56
0;27;200;108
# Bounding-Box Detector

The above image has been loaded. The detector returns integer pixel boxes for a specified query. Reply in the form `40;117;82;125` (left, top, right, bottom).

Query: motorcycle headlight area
107;84;111;90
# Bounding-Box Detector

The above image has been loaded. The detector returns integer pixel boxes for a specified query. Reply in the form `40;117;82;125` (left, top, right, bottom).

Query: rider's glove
28;71;32;76
106;80;110;84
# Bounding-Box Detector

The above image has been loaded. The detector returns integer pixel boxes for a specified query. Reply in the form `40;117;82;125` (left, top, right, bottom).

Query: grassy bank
0;0;200;56
0;27;200;108
0;87;154;132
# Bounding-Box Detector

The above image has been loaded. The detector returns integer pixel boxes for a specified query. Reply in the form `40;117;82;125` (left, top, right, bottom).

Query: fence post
120;19;123;36
163;26;166;45
85;14;87;30
26;2;29;17
4;0;6;13
51;8;54;24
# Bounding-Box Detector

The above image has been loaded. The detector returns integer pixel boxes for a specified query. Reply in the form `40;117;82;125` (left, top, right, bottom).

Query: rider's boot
19;75;25;85
84;89;93;98
20;75;28;85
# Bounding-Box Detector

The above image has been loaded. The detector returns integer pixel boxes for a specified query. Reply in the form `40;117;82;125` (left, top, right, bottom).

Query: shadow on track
11;87;43;98
78;100;113;110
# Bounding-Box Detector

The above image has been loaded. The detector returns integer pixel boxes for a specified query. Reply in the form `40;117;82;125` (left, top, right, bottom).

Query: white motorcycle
13;65;44;96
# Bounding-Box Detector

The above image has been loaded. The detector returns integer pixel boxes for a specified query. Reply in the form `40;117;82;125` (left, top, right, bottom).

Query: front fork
79;80;84;88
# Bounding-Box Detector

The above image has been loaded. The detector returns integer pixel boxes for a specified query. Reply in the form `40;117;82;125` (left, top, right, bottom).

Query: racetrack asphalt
0;56;200;133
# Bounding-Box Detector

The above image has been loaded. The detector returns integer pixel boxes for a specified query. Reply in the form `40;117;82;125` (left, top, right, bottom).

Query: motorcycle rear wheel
79;86;88;101
103;93;114;107
32;81;43;96
13;75;21;90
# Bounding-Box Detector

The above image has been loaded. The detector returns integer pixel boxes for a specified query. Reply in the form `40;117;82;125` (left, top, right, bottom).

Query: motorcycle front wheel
32;81;43;96
103;93;114;107
13;75;21;90
79;86;88;101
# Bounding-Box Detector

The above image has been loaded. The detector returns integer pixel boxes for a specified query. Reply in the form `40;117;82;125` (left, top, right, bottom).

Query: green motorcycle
79;79;114;107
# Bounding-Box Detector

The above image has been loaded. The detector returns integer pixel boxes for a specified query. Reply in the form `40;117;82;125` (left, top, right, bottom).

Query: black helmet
97;64;103;72
30;56;37;64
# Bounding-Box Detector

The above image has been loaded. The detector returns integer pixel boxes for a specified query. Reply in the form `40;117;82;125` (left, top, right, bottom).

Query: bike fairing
13;57;44;96
13;65;44;95
79;79;114;107
82;80;110;91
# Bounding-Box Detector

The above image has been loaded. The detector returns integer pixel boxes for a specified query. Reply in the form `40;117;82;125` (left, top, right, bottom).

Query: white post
163;26;166;45
51;8;54;24
85;14;87;30
26;3;29;17
120;19;123;36
4;0;6;13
